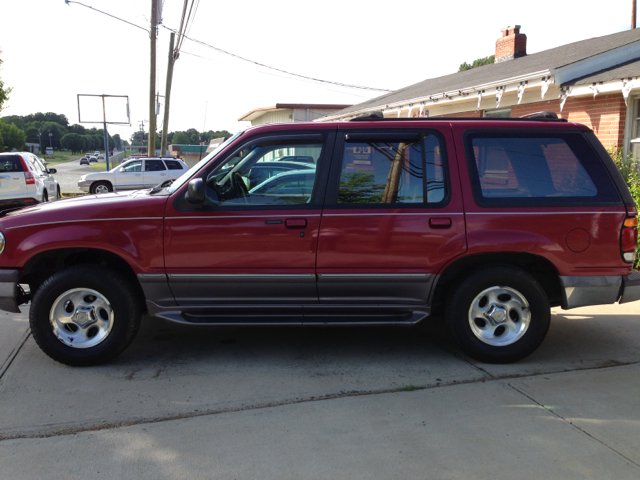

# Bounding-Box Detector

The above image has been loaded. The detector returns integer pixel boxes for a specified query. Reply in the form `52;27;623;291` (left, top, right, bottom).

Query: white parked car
78;157;188;194
0;152;60;208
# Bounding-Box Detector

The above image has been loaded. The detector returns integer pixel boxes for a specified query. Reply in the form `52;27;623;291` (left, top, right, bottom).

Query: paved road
1;302;640;478
52;153;124;193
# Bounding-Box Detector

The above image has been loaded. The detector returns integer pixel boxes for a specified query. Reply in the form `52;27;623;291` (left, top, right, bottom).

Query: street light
48;131;53;148
38;130;42;154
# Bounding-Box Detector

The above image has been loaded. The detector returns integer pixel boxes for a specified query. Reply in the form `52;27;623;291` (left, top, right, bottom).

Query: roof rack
518;111;559;119
349;111;567;122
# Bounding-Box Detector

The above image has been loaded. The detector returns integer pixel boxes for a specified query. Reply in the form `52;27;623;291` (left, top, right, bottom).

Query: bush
609;147;640;269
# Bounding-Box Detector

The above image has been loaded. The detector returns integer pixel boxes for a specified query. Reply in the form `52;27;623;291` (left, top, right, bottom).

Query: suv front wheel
29;265;142;366
445;266;551;363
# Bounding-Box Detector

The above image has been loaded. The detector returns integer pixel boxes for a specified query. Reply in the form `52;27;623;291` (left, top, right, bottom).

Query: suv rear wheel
445;266;550;363
29;265;142;366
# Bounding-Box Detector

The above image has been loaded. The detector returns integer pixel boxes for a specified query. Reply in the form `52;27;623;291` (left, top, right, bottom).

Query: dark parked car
0;113;638;366
80;157;89;166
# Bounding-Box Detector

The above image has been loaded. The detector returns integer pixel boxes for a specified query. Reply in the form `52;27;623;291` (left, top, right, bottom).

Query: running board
154;308;429;326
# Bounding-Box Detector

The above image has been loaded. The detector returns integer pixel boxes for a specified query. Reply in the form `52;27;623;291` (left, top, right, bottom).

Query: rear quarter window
0;155;24;173
465;132;621;206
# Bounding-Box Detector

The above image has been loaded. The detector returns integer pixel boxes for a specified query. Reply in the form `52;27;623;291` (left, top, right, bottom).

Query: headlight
0;232;5;256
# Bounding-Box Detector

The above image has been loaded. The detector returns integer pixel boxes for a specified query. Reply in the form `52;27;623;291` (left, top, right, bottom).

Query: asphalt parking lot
1;302;639;479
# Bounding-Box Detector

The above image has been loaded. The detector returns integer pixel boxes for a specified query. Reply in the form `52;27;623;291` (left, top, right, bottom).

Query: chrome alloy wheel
49;288;114;349
468;286;531;347
94;184;110;194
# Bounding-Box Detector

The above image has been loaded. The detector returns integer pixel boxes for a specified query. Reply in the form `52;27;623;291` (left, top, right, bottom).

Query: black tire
56;185;61;200
90;181;113;194
29;265;142;366
42;191;48;202
445;266;550;364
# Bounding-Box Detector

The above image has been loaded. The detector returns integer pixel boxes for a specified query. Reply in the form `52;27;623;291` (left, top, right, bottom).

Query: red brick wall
511;94;627;149
436;110;483;118
431;94;626;150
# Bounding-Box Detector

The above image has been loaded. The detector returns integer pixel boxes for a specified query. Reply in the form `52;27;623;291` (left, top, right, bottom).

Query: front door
163;129;336;315
316;126;467;306
115;160;144;190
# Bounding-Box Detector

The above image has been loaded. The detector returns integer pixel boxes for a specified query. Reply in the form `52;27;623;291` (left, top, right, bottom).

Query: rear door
316;124;467;305
144;159;169;187
0;155;27;201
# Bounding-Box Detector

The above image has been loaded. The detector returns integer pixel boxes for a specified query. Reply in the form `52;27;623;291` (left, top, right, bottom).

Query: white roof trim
552;40;640;85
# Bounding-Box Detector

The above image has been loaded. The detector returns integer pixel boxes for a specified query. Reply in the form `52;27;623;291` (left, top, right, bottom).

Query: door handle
429;217;452;229
285;218;307;229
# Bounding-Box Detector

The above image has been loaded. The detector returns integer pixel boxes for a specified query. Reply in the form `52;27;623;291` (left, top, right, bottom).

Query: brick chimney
495;25;527;63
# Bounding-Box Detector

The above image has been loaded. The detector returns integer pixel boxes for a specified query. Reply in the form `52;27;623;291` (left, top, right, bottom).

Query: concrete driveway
1;303;639;479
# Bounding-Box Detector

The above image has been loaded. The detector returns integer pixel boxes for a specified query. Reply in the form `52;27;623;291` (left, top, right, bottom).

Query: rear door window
333;132;446;205
145;160;166;171
0;155;24;172
465;132;621;206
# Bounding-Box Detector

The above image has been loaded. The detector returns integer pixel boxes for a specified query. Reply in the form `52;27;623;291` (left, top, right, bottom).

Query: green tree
0;121;26;151
0;49;11;114
68;124;86;135
459;55;495;72
609;147;640;269
172;132;189;144
113;134;122;150
61;133;86;154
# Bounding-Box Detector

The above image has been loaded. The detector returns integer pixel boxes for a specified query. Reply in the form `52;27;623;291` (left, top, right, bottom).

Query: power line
161;24;392;93
65;1;393;93
64;1;149;34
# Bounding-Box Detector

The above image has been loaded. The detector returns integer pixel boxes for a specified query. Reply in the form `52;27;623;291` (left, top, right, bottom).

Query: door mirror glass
48;168;57;174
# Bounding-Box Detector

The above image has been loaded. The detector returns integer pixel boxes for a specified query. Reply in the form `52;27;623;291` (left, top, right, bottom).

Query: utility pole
139;120;146;151
161;32;175;156
634;0;637;29
148;0;158;157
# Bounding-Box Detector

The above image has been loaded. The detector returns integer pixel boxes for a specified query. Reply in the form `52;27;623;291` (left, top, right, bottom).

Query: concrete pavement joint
0;331;31;382
507;382;640;470
2;358;640;443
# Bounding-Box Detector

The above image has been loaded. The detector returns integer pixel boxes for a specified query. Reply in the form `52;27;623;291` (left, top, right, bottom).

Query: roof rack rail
350;111;385;121
347;110;567;122
519;111;559;119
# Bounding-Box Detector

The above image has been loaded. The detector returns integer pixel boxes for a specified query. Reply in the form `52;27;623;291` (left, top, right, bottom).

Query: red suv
0;114;638;366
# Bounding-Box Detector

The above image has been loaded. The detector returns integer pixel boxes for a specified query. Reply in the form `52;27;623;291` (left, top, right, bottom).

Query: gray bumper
0;269;21;313
560;273;640;309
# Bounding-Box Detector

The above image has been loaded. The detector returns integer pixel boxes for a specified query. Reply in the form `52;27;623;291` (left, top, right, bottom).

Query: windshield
166;131;244;194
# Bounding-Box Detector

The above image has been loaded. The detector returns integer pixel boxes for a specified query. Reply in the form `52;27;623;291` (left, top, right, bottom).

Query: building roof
332;28;640;118
564;57;640;85
238;103;352;122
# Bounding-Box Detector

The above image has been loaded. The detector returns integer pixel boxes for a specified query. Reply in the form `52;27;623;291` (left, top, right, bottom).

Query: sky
0;0;635;142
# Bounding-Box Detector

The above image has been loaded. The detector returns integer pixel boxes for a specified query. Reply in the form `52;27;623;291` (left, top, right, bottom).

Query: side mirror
48;168;57;174
119;167;124;173
186;178;205;204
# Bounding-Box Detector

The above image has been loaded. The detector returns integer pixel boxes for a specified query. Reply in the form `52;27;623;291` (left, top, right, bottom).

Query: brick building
318;26;640;157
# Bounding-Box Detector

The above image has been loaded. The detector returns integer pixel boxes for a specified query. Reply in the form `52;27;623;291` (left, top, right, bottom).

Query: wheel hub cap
73;305;97;328
484;304;507;325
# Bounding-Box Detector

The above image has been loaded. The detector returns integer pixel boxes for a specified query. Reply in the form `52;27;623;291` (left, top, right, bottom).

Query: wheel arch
21;248;146;312
431;252;563;311
90;180;113;193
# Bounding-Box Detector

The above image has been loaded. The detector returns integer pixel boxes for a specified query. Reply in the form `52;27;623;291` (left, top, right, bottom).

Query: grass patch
43;151;84;165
